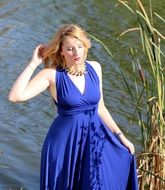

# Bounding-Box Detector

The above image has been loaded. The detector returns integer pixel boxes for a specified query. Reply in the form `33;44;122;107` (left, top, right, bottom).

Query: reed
117;0;165;189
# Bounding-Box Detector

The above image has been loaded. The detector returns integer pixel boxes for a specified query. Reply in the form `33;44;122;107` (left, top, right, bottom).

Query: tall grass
117;0;165;189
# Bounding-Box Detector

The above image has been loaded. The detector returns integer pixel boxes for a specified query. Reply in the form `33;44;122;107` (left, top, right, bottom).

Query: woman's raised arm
8;46;55;102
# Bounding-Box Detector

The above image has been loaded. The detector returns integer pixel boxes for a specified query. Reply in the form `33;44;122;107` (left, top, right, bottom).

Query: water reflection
0;0;164;189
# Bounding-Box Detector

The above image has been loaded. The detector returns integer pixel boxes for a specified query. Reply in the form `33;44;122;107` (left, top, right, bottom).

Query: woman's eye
78;44;83;48
67;48;73;51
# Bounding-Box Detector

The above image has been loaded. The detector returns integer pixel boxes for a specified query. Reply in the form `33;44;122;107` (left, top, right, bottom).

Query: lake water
0;0;164;189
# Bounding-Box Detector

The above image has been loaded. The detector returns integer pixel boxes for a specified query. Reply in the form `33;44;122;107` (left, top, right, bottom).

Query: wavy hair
42;24;91;69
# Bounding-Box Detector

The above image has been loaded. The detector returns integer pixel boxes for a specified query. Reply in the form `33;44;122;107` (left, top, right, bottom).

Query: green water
0;0;164;189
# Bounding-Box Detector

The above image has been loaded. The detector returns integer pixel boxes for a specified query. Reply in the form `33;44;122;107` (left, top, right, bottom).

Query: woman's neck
64;63;86;76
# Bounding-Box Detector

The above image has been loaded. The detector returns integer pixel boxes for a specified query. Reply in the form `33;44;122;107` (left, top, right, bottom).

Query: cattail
138;63;146;84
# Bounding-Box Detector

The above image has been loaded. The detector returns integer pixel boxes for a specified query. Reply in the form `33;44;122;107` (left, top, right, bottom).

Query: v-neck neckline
66;72;87;96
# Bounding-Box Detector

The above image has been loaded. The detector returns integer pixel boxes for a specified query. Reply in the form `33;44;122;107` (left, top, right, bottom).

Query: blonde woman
9;24;138;190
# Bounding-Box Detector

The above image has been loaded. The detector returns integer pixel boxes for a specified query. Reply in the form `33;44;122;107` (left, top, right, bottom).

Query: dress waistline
57;104;98;116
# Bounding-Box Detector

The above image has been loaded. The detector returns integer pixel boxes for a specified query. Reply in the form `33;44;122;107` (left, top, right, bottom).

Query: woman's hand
30;45;46;67
119;135;135;154
8;44;50;102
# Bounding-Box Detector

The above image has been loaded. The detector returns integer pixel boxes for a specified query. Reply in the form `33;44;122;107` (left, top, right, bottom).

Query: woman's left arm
91;61;135;154
98;97;135;154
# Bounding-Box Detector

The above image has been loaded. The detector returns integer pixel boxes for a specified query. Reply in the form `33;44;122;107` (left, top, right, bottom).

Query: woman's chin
76;59;84;65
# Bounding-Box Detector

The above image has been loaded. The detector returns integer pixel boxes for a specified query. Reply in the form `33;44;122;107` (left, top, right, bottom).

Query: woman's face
61;36;85;67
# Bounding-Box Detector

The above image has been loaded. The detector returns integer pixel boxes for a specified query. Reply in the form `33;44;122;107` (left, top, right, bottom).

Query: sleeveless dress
40;62;138;190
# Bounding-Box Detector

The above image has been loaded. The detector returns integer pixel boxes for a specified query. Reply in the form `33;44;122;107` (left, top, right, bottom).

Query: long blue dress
40;62;138;190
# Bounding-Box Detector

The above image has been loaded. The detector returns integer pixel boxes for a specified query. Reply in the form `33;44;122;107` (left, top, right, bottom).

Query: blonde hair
43;24;91;69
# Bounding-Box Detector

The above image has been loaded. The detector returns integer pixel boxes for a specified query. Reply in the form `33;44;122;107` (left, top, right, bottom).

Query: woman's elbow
8;93;22;103
8;95;18;102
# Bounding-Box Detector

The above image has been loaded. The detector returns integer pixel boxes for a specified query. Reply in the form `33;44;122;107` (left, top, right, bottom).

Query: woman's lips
73;57;81;61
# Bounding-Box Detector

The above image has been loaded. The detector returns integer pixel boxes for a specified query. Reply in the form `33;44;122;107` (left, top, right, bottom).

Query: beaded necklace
64;64;87;76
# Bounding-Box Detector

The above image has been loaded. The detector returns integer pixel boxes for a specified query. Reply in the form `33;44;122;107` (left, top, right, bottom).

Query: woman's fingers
38;45;47;58
31;45;44;65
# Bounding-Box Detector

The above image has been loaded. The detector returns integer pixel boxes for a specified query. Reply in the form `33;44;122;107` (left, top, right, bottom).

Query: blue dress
40;62;138;190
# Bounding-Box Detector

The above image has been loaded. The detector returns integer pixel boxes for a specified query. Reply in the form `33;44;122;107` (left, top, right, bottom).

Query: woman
9;24;138;190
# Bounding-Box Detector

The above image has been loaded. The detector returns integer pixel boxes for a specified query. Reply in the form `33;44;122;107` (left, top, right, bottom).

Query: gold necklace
64;65;87;76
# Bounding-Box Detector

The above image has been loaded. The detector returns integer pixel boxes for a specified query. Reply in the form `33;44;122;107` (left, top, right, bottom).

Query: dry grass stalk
117;0;165;188
137;101;165;190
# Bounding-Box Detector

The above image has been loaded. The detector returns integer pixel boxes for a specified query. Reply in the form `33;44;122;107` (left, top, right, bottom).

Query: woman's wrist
27;61;38;71
115;131;123;136
115;131;125;140
116;131;122;136
27;64;36;71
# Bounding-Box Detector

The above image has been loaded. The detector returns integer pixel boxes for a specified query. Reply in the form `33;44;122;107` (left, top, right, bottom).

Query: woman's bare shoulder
87;60;101;67
39;68;56;83
86;60;102;76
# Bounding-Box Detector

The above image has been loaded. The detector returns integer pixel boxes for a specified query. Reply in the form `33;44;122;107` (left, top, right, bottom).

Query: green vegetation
118;0;165;189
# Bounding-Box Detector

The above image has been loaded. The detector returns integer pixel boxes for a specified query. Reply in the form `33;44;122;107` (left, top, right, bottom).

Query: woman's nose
73;48;78;55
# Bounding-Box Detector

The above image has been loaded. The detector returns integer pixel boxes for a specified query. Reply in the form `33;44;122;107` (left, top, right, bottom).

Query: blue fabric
40;62;138;190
